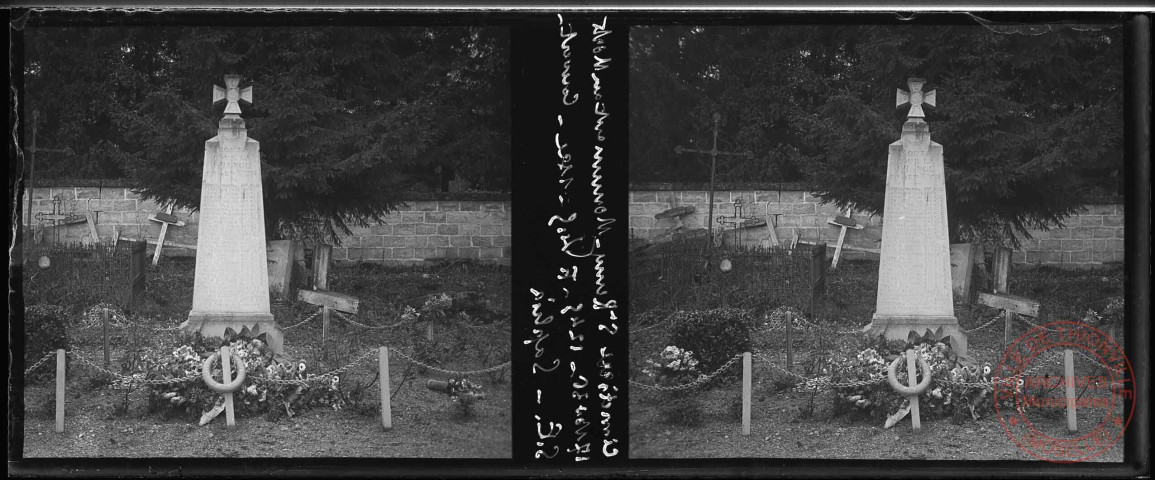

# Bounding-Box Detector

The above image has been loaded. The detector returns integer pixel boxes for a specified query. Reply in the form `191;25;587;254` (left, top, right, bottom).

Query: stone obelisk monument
183;74;283;353
866;78;966;356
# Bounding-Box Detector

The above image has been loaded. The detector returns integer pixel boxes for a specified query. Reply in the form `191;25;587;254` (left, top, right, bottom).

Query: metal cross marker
213;75;252;116
896;78;936;119
674;113;755;249
715;198;763;248
35;195;69;227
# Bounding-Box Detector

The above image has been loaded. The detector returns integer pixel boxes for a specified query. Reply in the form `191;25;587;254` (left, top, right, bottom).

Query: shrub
24;305;71;383
668;307;754;378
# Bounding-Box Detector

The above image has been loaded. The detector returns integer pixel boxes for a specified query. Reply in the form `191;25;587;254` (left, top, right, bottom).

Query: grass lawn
19;243;511;458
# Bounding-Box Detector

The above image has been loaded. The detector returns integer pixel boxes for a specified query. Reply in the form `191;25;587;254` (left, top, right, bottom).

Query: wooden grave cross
761;207;781;249
148;205;186;265
653;205;695;241
674;112;755;249
976;247;1041;349
886;349;932;430
297;245;359;356
826;209;864;269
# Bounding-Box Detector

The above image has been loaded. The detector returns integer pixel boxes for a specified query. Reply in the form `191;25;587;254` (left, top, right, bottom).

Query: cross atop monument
896;78;936;120
213;75;252;117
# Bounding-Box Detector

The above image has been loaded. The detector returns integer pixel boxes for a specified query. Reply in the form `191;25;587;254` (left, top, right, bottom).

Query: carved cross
896;78;936;119
213;75;252;116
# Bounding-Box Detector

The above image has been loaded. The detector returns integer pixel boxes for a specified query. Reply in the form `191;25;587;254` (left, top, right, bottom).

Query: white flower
931;387;943;399
298;362;307;373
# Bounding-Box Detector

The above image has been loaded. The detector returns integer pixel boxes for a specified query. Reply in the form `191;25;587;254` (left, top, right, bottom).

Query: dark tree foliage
23;26;509;243
629;24;1124;246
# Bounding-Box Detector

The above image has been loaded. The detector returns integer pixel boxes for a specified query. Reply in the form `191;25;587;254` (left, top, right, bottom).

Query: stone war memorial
865;78;967;356
181;74;284;354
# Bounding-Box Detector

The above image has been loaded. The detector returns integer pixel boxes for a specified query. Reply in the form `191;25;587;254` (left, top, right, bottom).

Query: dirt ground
22;378;510;458
629;384;1126;461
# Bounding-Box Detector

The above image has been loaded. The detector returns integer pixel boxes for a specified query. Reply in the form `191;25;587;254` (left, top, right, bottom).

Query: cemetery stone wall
23;182;511;266
629;183;1124;268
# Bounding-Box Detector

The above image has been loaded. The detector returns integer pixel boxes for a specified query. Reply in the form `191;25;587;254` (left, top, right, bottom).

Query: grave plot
628;79;1128;461
21;241;512;458
628;258;1126;460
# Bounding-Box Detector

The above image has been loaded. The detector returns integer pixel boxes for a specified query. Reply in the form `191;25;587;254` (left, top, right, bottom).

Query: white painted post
380;347;393;430
742;352;752;435
784;311;793;370
1065;349;1077;433
322;306;331;361
220;346;236;427
55;349;65;433
906;349;921;430
1003;310;1014;350
102;308;111;368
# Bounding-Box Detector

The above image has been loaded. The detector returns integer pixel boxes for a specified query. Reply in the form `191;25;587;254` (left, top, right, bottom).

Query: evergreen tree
629;23;1124;246
22;26;509;243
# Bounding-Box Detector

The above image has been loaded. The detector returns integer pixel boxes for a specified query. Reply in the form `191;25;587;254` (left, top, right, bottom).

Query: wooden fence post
322;307;331;361
103;308;111;368
1065;349;1077;433
129;240;146;313
785;311;794;371
1003;310;1015;350
55;349;65;433
380;347;393;430
742;352;752;436
808;243;827;317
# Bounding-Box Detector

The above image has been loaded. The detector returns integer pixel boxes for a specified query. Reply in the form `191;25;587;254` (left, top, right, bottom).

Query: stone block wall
22;182;511;266
629;187;883;262
334;199;511;265
629;185;1125;267
1013;204;1125;267
22;185;201;253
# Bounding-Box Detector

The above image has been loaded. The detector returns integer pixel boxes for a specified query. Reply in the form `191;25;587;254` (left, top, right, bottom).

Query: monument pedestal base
183;312;283;354
865;315;968;357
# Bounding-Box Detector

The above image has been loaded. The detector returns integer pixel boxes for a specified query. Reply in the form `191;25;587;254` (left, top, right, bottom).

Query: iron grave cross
213;75;252;116
896;78;936;119
674;112;755;249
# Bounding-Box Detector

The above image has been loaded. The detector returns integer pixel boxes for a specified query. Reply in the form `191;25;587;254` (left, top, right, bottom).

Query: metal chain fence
629;353;744;392
281;307;325;330
389;349;511;376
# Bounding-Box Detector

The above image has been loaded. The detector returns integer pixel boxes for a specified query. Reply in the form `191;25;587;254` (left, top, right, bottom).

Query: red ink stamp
994;321;1133;463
